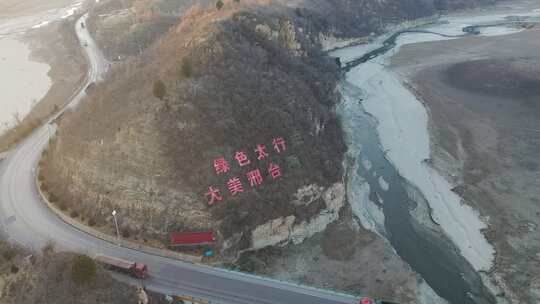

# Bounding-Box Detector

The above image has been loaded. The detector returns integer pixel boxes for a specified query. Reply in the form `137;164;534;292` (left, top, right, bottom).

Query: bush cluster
71;255;97;285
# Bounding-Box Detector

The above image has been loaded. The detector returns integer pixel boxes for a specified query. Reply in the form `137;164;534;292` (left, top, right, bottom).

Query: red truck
95;255;149;279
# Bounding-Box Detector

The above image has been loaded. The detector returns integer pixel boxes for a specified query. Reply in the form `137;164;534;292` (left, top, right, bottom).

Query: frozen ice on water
378;176;389;191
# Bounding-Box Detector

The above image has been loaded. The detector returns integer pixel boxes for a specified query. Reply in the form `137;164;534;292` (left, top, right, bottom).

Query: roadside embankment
36;164;202;263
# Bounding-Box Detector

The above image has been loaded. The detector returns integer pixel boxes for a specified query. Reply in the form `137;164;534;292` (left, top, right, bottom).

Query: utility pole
112;210;120;245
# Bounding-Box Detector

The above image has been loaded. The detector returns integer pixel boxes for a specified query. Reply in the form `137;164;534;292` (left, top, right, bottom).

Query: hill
42;0;347;257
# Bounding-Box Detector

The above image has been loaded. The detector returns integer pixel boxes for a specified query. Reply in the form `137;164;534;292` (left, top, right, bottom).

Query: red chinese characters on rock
254;144;269;160
206;136;287;205
227;177;244;195
246;169;263;187
268;163;282;180
234;151;251;167
213;157;230;175
205;186;223;206
273;137;286;153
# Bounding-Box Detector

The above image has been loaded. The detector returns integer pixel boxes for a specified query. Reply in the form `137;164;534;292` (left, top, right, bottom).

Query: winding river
335;13;540;304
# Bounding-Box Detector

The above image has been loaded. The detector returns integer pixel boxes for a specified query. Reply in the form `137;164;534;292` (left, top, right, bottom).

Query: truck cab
133;263;149;279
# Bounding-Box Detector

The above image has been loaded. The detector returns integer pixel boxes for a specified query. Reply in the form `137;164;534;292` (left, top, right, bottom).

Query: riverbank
392;27;540;304
334;2;540;303
0;5;86;151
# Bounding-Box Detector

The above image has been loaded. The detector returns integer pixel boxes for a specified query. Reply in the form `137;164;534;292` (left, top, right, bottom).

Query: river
334;9;540;304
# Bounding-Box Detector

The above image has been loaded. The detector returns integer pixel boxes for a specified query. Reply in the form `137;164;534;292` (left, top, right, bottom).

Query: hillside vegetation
43;0;346;256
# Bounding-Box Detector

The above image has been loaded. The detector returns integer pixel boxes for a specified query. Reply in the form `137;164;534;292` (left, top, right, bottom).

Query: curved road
0;14;360;304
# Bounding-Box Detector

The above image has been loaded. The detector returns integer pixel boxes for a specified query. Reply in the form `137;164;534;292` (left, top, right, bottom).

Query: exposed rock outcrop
250;183;345;250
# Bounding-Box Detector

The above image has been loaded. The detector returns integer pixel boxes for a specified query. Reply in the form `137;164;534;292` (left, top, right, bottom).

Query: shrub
88;218;96;226
59;203;67;211
216;0;224;10
40;183;48;192
2;248;16;261
121;228;131;238
48;193;58;203
71;255;96;285
181;58;193;78
152;80;166;100
10;264;19;274
70;210;79;218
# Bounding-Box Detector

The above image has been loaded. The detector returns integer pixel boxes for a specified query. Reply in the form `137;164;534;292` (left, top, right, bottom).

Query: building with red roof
170;231;216;247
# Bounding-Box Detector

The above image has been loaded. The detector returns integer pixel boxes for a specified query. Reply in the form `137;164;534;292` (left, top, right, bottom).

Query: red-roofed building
170;231;216;247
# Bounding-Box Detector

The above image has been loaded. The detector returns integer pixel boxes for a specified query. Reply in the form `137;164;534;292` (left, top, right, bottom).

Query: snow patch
478;26;523;36
348;174;385;235
361;157;372;171
31;21;50;29
378;176;389;191
61;2;83;19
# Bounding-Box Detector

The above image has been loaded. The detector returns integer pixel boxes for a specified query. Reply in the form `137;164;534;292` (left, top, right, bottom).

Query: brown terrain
392;28;540;303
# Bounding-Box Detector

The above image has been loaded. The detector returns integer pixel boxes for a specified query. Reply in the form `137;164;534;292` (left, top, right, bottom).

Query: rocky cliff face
250;183;345;250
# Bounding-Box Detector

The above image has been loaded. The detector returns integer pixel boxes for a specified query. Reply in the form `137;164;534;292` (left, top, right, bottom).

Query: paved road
0;13;361;304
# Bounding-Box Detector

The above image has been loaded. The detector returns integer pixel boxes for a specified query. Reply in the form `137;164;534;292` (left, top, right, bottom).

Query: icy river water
334;9;540;304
